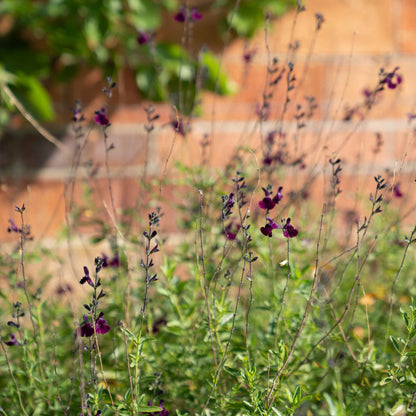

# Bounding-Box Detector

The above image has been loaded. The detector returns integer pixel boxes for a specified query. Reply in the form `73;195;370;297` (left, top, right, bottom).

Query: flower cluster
259;186;283;211
94;107;110;126
174;6;202;22
258;186;298;238
260;217;278;237
76;257;110;338
380;66;402;90
4;333;19;346
282;218;299;238
77;312;110;337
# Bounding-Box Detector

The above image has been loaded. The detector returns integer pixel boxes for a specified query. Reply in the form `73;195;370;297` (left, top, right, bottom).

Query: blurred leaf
201;51;236;95
12;73;54;121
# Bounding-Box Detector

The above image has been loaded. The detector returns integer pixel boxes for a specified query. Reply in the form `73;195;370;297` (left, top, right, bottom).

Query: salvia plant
1;2;416;416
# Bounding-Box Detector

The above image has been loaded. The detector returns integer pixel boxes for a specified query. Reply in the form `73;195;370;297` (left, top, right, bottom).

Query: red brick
264;0;395;56
399;0;416;53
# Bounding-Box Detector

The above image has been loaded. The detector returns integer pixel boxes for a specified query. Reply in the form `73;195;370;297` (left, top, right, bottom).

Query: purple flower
5;333;19;346
152;317;168;334
259;187;283;211
393;183;403;198
174;6;202;22
101;253;120;268
137;31;151;45
171;118;185;136
79;266;93;286
381;67;402;89
77;315;94;337
95;312;111;335
260;217;278;237
274;186;283;204
174;6;186;22
225;222;241;240
77;313;110;337
94;108;110;126
7;219;20;233
190;8;203;21
283;218;298;238
243;48;257;64
224;193;235;211
259;190;275;211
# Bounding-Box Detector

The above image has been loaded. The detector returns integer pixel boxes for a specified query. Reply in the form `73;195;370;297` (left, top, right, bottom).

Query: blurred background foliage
0;0;295;129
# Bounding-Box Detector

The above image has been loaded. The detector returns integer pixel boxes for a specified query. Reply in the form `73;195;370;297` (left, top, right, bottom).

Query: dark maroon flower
137;31;151;45
259;186;283;211
243;48;257;64
174;6;186;22
283;218;298;238
152;317;168;334
393;183;403;198
262;154;273;166
95;312;111;335
191;8;203;20
171;118;185;136
101;253;120;268
94;108;110;126
77;313;110;337
77;315;94;337
259;190;275;211
225;222;241;240
7;219;20;233
5;333;19;346
260;217;278;237
273;186;283;204
79;266;93;286
381;67;402;89
225;193;235;210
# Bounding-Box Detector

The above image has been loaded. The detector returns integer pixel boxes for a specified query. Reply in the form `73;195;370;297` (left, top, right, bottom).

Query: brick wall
1;0;416;242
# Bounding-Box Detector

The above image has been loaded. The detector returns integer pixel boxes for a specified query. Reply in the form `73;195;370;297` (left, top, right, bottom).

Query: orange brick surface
1;0;416;242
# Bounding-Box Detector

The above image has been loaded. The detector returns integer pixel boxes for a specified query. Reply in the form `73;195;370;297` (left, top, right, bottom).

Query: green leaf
12;73;54;121
390;336;401;353
137;406;166;413
201;51;236;95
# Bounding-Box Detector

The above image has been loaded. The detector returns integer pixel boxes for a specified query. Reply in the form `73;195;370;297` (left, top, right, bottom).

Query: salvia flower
5;333;19;346
393;183;403;198
95;312;111;334
94;107;110;126
260;217;278;237
225;222;241;240
259;190;275;211
137;31;151;45
174;6;186;22
7;219;20;233
101;253;120;268
77;313;110;337
175;6;202;22
79;266;93;286
259;186;283;211
77;315;94;337
381;67;402;89
283;218;299;238
190;7;203;21
171;118;186;136
274;186;283;203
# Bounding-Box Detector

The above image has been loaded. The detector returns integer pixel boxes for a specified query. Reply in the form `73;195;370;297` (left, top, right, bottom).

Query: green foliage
0;0;294;129
0;3;414;415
